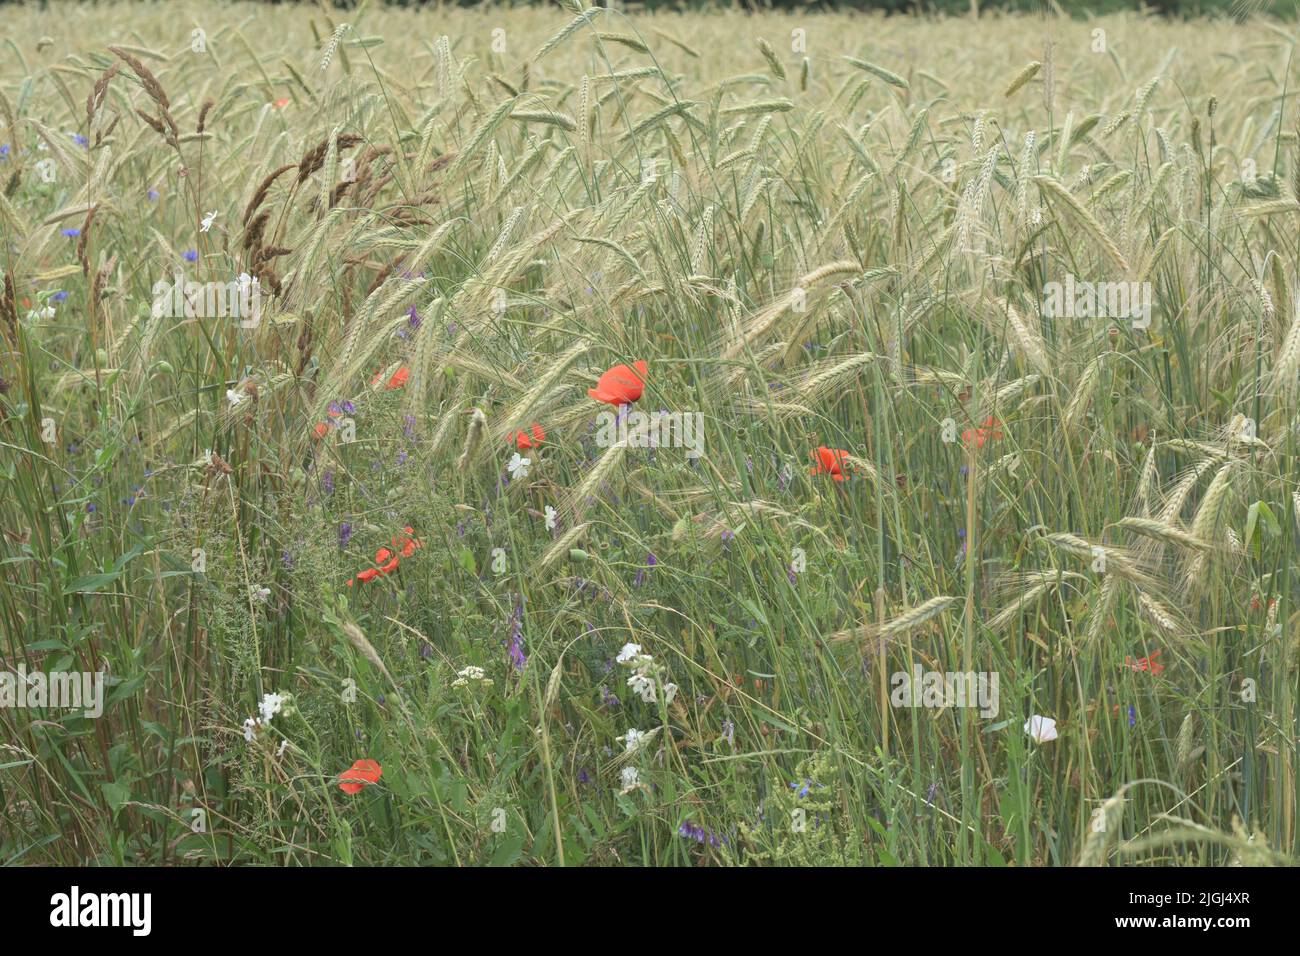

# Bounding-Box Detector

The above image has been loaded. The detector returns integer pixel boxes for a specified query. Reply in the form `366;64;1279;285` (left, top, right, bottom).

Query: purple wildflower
507;603;526;671
677;819;728;847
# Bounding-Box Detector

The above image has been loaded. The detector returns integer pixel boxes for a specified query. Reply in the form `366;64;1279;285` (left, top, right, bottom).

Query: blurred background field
0;0;1297;865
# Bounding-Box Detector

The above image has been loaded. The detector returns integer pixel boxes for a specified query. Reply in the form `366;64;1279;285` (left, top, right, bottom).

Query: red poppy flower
511;424;546;450
375;547;399;574
810;446;851;481
962;416;1003;449
313;421;330;440
371;366;409;390
1125;650;1164;675
348;529;420;585
274;98;291;109
392;526;421;558
588;360;647;406
338;758;382;794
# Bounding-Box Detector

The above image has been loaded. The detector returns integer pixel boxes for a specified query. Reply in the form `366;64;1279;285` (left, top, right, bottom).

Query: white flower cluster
451;665;493;688
619;766;640;793
616;643;677;706
243;691;292;743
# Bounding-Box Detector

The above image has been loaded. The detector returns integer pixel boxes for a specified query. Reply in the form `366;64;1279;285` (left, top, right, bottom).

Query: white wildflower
258;692;284;724
507;453;531;480
1024;714;1058;744
627;672;656;703
619;766;640;793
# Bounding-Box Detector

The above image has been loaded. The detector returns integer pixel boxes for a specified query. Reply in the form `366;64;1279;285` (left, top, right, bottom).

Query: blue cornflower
183;248;198;263
52;290;69;302
73;134;88;148
61;228;81;237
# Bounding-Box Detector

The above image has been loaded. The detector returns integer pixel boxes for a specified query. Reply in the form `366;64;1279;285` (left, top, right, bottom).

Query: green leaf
101;781;131;815
489;831;524;867
1245;501;1280;558
64;571;121;594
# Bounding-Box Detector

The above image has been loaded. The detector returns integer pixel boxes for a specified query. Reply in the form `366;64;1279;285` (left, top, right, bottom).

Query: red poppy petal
342;759;383;784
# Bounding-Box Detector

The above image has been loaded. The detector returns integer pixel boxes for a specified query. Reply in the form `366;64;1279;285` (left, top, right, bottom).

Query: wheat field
0;0;1297;867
